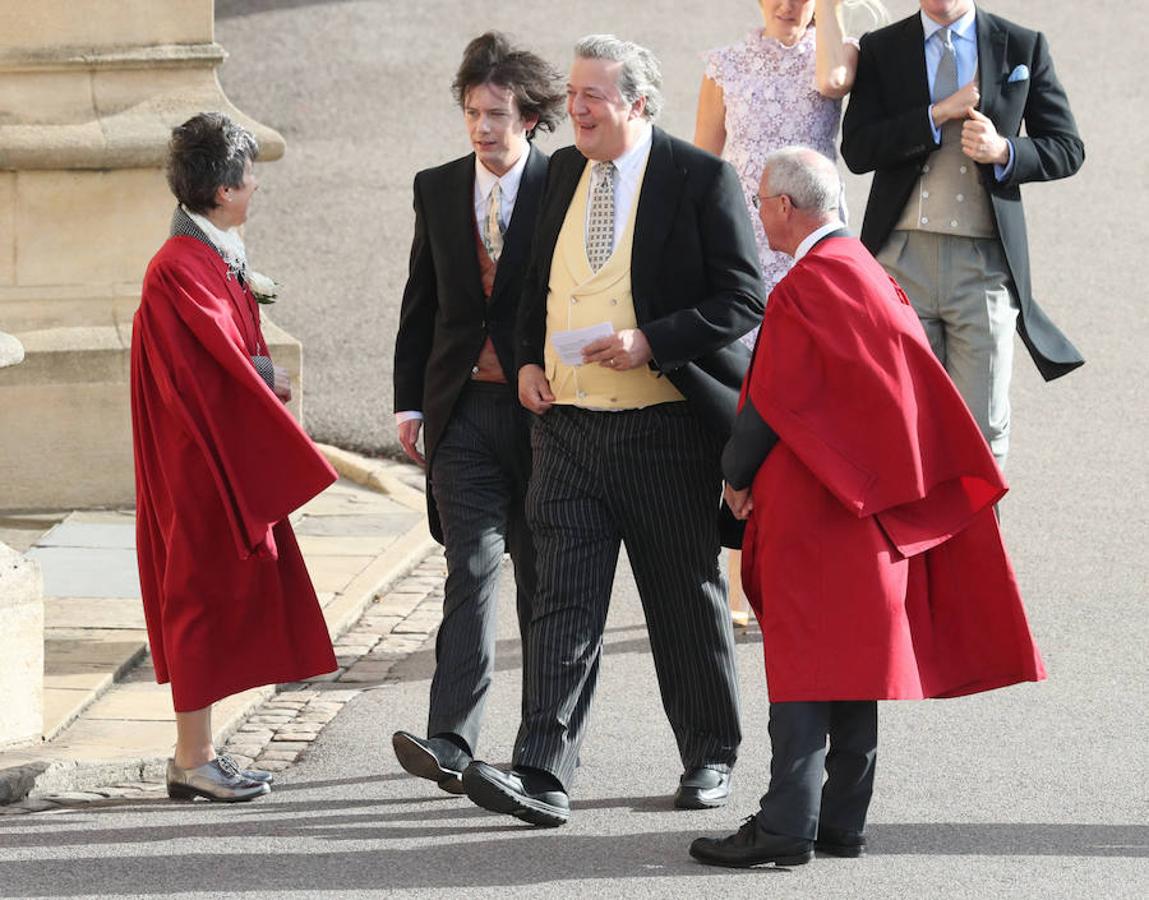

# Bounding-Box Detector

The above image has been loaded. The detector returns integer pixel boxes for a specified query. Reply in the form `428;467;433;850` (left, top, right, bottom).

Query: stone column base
0;317;303;512
0;542;43;749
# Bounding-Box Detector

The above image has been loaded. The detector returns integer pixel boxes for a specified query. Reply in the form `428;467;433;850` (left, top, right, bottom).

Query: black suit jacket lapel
631;127;686;324
446;155;484;306
976;12;1009;125
903;14;932;115
490;146;545;309
534;150;586;287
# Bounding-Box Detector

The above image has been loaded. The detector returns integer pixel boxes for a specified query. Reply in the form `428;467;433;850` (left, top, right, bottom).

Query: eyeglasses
751;192;784;210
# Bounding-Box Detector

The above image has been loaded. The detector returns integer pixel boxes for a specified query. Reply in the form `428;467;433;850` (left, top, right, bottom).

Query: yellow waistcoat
544;160;684;409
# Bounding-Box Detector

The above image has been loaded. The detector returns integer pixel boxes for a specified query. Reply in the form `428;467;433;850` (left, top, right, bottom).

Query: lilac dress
705;27;852;346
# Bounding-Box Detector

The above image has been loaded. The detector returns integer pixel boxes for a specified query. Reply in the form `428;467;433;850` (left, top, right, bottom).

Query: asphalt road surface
2;2;1144;897
2;552;1145;898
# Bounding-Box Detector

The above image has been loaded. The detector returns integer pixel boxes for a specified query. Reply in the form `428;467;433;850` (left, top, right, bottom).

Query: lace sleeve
704;46;729;87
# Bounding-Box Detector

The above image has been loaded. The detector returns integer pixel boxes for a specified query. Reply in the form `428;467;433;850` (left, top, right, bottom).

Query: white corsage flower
247;270;279;305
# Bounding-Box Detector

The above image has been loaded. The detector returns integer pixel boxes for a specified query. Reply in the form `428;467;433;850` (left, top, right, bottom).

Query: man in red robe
690;147;1045;869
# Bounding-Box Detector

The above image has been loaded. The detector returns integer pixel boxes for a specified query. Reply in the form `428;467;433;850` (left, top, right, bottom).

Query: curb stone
2;550;447;814
0;448;437;808
317;443;427;511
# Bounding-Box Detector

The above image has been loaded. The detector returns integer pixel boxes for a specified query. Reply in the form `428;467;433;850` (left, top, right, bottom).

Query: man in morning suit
841;0;1084;465
689;148;1044;869
391;32;565;793
461;34;765;827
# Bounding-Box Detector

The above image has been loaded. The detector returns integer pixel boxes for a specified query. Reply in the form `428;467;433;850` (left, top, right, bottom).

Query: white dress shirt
473;143;531;235
584;122;653;250
396;145;533;426
794;220;846;262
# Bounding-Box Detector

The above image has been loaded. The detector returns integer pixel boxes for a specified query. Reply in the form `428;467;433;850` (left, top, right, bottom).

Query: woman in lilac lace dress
696;1;867;311
695;0;879;626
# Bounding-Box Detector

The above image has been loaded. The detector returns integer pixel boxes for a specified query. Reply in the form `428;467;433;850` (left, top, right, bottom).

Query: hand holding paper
582;328;653;371
550;322;615;366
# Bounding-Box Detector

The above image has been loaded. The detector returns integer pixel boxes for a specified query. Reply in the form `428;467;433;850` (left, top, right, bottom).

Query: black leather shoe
392;731;471;795
816;825;866;857
675;766;731;809
462;761;570;827
690;816;814;868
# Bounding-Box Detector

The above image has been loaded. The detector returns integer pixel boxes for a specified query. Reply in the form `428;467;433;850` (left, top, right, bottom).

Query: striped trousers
427;383;535;755
514;403;742;790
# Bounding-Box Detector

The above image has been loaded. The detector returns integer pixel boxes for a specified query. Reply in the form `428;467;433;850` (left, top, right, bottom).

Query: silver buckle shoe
167;757;270;802
218;753;275;785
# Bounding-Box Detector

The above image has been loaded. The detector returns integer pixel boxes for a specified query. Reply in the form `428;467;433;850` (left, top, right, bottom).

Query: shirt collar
794;220;845;261
474;143;531;203
182;205;247;270
920;5;977;43
607;121;653;179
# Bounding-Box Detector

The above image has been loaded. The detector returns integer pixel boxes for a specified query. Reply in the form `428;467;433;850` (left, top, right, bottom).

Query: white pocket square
1007;64;1030;83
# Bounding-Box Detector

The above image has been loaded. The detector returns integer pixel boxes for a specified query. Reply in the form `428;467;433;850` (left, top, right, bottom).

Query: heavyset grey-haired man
572;33;664;120
460;34;765;827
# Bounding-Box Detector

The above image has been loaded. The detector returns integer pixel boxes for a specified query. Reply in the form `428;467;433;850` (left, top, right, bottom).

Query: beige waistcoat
894;119;997;238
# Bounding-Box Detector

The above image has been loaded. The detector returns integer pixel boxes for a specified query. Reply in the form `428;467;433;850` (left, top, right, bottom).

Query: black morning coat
841;9;1086;380
514;127;764;548
393;145;548;542
515;127;765;433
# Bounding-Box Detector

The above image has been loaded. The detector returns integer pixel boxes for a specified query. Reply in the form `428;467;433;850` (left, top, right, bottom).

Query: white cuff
395;410;424;425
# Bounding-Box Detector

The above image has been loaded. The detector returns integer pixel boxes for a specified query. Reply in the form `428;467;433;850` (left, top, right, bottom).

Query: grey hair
761;147;841;213
573;34;663;121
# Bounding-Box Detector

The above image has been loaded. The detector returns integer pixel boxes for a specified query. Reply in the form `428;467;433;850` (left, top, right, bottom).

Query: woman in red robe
131;113;338;802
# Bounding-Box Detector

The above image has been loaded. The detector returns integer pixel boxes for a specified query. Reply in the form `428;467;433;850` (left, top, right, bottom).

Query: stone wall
0;0;295;512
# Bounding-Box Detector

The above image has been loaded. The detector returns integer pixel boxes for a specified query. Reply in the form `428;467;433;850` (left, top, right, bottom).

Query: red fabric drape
131;237;337;711
741;237;1045;701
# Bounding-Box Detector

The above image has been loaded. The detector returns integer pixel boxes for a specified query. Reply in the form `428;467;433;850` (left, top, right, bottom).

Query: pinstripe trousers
514;403;742;790
427;383;535;755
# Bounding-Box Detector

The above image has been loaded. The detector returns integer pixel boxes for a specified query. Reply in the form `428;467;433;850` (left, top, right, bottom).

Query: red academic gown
741;236;1046;702
131;235;338;712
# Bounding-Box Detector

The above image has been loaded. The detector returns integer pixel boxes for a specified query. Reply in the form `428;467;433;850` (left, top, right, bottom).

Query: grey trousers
878;230;1018;465
427;383;535;755
756;701;878;840
513;403;742;790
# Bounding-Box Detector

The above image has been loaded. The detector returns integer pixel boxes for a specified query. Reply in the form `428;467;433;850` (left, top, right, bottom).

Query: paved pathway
2;1;1145;895
0;552;1144;897
0;450;434;802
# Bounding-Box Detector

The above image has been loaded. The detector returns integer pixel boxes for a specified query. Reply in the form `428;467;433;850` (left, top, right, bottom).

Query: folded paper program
550;321;615;366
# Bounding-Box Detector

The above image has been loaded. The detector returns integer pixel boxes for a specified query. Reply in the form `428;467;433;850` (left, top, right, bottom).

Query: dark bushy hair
452;32;565;140
165;112;259;213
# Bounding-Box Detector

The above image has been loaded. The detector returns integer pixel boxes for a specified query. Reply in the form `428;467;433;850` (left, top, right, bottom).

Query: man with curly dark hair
391;32;565;793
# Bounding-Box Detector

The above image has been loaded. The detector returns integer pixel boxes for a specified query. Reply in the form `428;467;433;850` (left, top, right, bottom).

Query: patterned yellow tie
586;161;616;272
483;181;504;262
